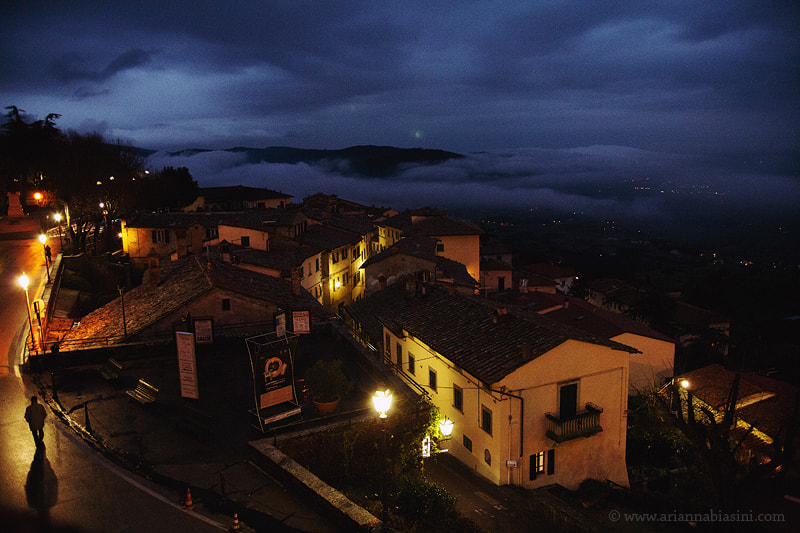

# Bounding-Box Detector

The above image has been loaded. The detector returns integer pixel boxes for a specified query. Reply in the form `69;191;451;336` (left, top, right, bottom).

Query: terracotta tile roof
199;185;292;201
495;292;674;343
677;364;799;445
382;210;483;236
346;283;636;385
123;211;240;229
61;245;326;347
295;224;362;249
230;241;321;274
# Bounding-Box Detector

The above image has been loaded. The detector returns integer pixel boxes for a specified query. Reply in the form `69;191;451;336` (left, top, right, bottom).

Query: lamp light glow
19;273;29;290
680;379;690;389
372;389;393;418
38;234;46;245
439;417;454;437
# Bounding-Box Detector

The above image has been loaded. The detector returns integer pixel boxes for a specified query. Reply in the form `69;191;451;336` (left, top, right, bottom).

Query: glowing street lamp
18;273;36;356
373;389;393;522
373;389;393;418
39;234;51;284
439;418;454;439
53;212;63;248
680;379;690;390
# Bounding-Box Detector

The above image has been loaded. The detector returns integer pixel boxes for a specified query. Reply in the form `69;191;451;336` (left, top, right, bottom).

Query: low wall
249;439;382;532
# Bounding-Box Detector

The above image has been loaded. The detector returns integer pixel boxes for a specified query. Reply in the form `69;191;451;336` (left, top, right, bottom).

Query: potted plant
304;359;354;414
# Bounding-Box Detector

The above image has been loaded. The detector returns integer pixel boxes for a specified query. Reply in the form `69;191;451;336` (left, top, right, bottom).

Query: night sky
2;2;798;228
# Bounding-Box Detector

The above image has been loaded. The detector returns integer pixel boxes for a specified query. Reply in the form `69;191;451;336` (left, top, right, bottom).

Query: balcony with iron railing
545;402;603;443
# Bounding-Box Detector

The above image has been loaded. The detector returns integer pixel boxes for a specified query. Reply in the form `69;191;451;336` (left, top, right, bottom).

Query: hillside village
41;184;799;527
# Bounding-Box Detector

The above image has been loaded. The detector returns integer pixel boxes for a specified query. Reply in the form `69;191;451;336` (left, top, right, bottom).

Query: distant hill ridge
161;144;464;177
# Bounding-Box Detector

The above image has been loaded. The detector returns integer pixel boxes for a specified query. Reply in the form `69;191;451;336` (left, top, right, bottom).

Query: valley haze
145;144;799;256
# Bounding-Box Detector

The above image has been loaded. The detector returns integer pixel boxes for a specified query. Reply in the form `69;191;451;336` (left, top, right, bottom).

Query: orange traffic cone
183;487;195;510
230;513;241;532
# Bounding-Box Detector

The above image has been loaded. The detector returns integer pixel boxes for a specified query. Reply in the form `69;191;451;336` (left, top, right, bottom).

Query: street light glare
39;234;46;244
373;389;393;418
18;273;29;290
439;418;454;437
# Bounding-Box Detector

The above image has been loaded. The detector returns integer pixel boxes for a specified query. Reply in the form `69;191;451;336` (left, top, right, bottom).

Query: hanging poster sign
275;311;286;337
291;309;310;334
193;318;214;344
176;331;199;399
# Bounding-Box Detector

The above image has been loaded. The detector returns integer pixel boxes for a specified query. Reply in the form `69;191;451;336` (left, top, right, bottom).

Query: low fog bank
146;146;799;250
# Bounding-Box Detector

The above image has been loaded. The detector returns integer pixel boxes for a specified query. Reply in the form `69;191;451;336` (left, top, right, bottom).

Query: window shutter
529;455;538;480
547;449;555;475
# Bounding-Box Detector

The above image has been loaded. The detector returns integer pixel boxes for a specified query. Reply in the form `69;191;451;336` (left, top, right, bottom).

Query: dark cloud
1;1;798;227
49;49;152;82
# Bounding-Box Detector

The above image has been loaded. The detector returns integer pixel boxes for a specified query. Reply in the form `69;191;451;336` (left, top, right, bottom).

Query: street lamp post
372;389;393;523
38;234;51;284
18;274;36;358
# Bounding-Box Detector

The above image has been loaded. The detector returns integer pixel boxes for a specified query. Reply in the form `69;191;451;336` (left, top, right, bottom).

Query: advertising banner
249;336;298;410
176;331;199;399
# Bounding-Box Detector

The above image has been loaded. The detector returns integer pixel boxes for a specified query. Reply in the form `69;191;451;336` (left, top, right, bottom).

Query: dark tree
1;107;144;253
139;166;198;211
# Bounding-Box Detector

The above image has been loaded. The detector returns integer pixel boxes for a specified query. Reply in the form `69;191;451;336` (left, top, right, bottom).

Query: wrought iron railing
545;402;603;443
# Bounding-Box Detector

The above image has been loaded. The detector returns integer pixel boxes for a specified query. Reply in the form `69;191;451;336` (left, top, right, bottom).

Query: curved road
0;213;230;532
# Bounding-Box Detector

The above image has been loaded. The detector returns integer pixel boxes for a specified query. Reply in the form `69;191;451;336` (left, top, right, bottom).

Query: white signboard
193;318;214;344
176;331;199;399
292;310;310;334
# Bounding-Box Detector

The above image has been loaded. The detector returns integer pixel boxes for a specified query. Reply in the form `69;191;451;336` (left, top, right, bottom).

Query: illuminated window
529;450;555;480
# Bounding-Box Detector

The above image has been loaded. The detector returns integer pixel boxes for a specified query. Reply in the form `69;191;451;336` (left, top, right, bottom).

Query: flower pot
312;396;340;414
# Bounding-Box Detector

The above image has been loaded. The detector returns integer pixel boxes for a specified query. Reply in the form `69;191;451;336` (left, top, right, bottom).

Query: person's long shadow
25;444;59;521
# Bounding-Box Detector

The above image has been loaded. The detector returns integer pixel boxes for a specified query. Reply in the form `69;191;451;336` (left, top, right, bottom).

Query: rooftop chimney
291;267;302;297
522;343;532;361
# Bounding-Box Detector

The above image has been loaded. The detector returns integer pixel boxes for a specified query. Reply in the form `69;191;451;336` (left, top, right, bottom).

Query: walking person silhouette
25;396;47;445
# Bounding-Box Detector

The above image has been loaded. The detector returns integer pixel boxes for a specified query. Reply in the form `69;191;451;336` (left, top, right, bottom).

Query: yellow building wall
613;333;674;395
388;329;630;491
437;234;480;282
218;225;269;251
502;340;629;490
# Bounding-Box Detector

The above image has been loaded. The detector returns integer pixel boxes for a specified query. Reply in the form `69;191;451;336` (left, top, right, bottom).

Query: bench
99;358;124;381
126;379;159;405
